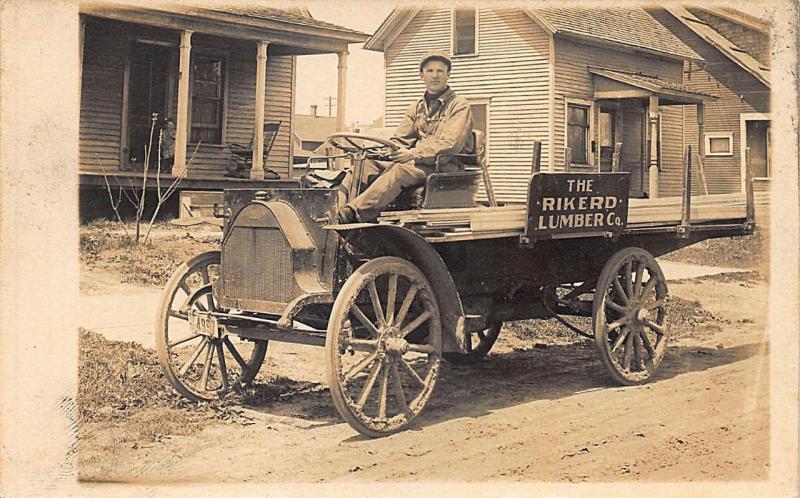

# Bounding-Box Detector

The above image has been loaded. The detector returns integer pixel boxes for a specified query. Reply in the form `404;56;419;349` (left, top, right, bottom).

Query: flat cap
419;50;452;72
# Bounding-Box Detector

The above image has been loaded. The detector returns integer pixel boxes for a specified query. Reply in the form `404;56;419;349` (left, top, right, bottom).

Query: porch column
336;51;348;131
648;95;659;198
173;30;193;176
251;40;269;180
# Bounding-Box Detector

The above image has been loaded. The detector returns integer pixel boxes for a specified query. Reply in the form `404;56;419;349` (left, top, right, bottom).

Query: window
467;99;489;158
704;133;733;156
567;103;590;165
469;102;487;136
452;7;477;56
191;56;225;144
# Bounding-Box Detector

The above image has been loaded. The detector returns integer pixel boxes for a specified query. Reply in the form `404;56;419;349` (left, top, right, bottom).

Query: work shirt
391;87;474;169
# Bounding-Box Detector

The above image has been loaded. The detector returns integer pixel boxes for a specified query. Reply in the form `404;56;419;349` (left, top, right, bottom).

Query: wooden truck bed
377;192;761;243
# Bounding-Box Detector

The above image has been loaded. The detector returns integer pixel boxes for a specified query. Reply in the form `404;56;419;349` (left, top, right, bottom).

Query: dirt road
81;273;769;483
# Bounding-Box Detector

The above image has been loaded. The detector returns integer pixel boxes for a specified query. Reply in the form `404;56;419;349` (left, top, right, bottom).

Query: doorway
619;104;647;196
127;42;171;170
745;119;770;178
599;109;616;172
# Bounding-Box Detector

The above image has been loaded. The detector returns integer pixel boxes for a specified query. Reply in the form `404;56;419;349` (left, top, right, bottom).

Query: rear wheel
155;251;268;401
443;322;502;364
326;257;441;437
592;247;669;385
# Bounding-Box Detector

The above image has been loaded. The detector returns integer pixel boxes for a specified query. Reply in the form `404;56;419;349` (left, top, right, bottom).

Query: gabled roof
526;7;703;63
590;67;719;104
666;6;770;88
365;7;702;64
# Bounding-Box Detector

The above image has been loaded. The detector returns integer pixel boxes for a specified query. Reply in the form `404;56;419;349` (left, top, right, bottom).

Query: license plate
189;311;219;336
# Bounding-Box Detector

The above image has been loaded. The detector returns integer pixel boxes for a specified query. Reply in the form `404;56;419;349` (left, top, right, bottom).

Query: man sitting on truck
337;50;474;223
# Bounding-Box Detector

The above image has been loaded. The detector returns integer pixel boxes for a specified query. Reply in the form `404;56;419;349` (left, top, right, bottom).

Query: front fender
327;224;466;353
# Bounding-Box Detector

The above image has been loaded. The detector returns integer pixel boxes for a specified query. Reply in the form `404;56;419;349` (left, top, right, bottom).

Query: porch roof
81;2;369;54
589;68;719;105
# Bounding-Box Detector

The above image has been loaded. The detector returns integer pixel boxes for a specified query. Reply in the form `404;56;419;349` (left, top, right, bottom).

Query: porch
572;68;719;198
79;5;367;185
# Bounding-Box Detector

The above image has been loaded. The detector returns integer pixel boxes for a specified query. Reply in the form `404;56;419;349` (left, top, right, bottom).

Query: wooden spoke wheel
443;322;502;364
592;247;669;385
155;251;268;402
326;257;442;437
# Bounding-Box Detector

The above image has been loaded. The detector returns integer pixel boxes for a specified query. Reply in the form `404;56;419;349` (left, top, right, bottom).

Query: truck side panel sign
523;172;630;243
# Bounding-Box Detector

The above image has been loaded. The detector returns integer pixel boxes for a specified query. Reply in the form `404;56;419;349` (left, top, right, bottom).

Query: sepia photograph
0;0;797;495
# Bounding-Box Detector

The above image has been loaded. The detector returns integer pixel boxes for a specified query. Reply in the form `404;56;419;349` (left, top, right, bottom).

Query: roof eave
523;8;556;35
193;7;369;43
702;7;770;35
364;7;399;51
666;6;770;88
81;3;368;44
364;7;420;51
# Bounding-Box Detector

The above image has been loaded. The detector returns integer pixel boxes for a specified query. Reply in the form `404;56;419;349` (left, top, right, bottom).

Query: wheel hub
377;326;409;355
635;307;649;323
384;337;409;354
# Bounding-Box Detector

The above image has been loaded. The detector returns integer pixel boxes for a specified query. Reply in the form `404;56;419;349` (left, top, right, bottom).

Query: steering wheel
327;132;399;155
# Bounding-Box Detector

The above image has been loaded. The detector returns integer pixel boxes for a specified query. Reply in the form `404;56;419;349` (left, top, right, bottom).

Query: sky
295;2;395;126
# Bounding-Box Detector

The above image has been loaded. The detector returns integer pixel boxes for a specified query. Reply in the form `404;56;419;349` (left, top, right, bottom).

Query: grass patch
78;329;309;465
78;329;242;432
662;231;768;273
78;328;248;479
80;220;219;287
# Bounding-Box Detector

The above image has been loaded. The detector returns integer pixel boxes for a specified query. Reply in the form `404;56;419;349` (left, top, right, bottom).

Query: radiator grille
222;226;293;303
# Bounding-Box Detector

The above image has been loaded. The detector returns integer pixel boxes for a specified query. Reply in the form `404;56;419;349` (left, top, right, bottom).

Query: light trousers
339;159;431;222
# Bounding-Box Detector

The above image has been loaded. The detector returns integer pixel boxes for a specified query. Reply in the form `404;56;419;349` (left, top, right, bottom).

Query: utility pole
325;95;336;117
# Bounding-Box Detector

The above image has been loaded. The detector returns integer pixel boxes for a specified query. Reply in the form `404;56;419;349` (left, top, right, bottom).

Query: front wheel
155;251;268;401
326;257;442;437
592;247;669;385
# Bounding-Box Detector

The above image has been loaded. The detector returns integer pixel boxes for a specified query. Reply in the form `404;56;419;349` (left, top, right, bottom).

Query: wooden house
79;3;367;192
291;108;339;176
649;7;771;194
365;7;723;203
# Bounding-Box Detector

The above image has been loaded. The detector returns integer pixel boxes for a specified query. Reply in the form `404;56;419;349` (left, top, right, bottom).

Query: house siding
79;22;294;178
650;9;770;194
80;21;127;172
553;37;685;196
176;35;294;178
384;8;551;202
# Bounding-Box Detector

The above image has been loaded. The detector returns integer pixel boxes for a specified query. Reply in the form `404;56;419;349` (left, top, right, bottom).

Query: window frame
564;98;594;167
451;7;479;57
704;132;734;157
188;50;229;146
465;96;491;161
